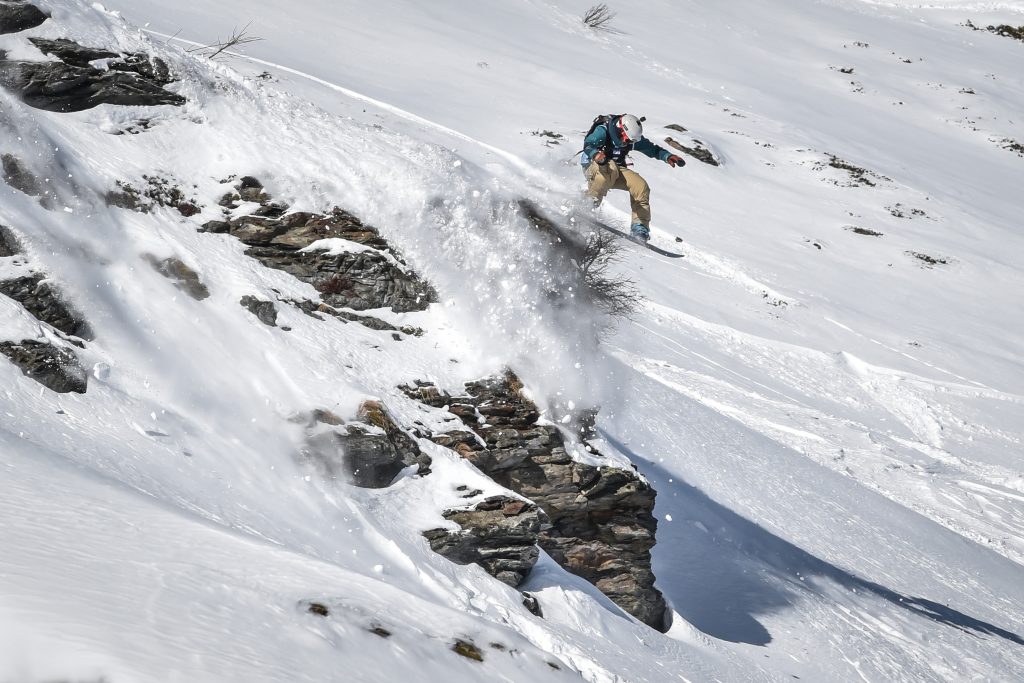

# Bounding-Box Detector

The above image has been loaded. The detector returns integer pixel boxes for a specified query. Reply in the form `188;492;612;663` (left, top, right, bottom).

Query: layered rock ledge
404;372;668;630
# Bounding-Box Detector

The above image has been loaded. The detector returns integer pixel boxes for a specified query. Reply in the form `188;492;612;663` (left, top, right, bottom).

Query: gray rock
2;153;53;207
28;38;116;66
424;495;543;587
0;339;86;393
0;43;184;112
0;224;21;256
208;191;436;314
239;295;277;326
0;2;48;34
143;254;210;300
521;592;543;617
300;400;430;488
404;371;668;631
0;274;94;340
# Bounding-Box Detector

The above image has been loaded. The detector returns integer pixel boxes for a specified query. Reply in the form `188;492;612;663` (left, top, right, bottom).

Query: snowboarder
581;114;684;242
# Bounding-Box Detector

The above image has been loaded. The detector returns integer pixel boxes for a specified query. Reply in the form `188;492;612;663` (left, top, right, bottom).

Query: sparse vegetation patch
845;226;884;237
907;251;949;267
582;4;619;33
965;20;1024;42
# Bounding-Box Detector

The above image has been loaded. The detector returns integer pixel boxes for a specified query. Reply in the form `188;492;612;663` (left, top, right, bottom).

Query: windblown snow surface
2;0;1023;681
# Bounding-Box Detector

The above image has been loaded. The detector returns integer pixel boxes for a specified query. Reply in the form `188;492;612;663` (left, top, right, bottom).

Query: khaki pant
585;160;651;226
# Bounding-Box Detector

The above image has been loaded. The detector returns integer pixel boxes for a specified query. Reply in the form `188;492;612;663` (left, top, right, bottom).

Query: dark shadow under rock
404;371;668;631
144;254;210;300
0;44;184;112
239;295;277;326
0;2;48;34
424;495;543;587
300;400;431;488
0;339;86;393
0;274;94;340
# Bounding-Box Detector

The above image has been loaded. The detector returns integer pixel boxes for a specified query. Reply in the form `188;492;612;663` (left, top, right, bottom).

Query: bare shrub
583;4;619;33
188;22;264;60
578;228;641;318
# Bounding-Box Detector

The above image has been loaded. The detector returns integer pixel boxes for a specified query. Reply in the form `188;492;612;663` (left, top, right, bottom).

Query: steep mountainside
2;0;1023;681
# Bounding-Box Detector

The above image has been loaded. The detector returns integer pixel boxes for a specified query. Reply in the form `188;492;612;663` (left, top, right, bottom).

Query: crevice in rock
403;371;668;630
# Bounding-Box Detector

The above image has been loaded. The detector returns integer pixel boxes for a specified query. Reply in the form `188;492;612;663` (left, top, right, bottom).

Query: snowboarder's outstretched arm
633;137;672;162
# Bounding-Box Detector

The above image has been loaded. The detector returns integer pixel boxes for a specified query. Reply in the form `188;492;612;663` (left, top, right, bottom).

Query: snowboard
581;217;685;258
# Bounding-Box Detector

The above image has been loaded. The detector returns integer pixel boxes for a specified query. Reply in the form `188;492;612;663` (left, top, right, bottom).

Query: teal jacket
582;116;672;168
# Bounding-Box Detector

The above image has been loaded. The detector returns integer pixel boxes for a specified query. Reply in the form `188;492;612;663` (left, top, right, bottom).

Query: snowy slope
3;0;1024;681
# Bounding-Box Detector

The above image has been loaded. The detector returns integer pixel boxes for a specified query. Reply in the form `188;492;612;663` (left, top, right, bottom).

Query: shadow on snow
602;431;1024;648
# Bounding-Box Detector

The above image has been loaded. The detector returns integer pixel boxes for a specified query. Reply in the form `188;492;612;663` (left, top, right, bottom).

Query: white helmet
616;114;644;143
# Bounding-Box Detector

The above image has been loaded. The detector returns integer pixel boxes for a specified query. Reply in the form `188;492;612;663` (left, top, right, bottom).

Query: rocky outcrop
239;295;278;326
106;176;201;216
0;37;183;112
424;495;544;587
0;339;86;393
300;401;431;488
404;372;668;631
2;153;55;208
0;2;48;34
143;254;210;300
203;178;436;313
0;274;93;340
0;224;21;256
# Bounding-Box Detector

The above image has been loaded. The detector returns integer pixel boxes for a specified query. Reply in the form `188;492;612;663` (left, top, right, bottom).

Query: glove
666;155;685;168
593;150;607;165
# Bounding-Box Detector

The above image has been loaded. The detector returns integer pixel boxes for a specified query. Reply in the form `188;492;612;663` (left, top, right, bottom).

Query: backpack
579;114;646;160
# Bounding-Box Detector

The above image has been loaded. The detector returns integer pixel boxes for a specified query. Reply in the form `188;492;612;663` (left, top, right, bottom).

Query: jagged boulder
403;372;668;631
239;295;277;326
0;274;93;340
144;254;209;300
0;339;86;393
424;495;543;587
0;224;21;256
2;153;54;207
204;180;436;314
0;38;183;112
300;401;431;488
0;2;48;34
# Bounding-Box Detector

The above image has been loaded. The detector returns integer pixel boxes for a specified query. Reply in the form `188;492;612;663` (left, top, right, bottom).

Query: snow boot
630;222;650;242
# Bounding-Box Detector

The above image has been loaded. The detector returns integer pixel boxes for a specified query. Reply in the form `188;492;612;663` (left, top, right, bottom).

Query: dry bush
577;227;641;318
583;4;619;33
188;22;264;60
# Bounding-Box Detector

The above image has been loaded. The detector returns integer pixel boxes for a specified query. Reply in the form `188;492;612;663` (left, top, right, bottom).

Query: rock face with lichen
0;33;183;112
300;400;431;488
0;274;93;340
0;339;87;393
424;495;544;587
203;178;436;314
404;372;668;630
